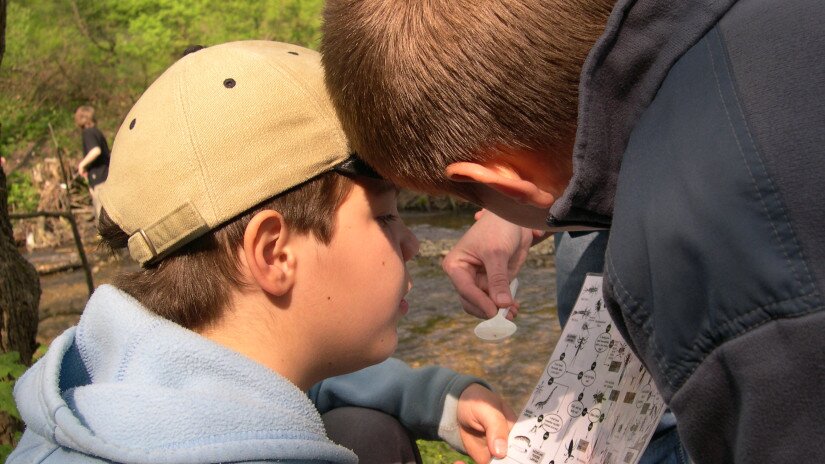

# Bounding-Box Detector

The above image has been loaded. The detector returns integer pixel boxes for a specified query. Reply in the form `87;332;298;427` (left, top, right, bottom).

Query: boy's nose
401;227;420;262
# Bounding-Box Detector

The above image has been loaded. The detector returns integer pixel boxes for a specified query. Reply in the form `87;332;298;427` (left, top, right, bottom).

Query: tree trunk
1;0;42;446
1;153;40;452
0;164;40;447
1;0;40;366
0;169;40;366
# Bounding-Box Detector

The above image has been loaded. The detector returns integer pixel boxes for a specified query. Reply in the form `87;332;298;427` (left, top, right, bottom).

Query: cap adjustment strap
127;202;209;265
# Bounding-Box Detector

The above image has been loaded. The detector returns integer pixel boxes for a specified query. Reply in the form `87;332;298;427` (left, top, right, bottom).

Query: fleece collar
13;285;357;463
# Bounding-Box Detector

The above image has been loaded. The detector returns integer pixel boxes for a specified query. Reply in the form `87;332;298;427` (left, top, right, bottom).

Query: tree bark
0;140;41;449
0;164;40;366
1;1;42;446
0;0;40;367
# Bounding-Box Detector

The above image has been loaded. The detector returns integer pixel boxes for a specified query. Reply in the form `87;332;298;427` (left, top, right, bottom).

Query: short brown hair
74;105;96;129
322;0;613;199
99;171;354;330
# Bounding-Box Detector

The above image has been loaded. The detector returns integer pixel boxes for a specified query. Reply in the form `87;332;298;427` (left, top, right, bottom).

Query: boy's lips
399;298;409;315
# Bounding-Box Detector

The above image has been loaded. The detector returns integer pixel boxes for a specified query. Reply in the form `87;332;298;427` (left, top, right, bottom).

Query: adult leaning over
320;0;825;462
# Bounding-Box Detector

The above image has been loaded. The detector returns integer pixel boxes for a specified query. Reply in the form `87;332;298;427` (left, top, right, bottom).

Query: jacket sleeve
307;357;489;451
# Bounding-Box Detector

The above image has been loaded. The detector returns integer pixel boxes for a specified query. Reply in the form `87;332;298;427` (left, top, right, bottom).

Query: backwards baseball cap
99;40;373;265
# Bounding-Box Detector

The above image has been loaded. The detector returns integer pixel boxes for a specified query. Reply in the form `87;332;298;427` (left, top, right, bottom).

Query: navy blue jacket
549;0;825;462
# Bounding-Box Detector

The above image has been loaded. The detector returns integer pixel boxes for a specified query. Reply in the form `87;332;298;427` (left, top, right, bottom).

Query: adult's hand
456;383;516;463
442;211;533;319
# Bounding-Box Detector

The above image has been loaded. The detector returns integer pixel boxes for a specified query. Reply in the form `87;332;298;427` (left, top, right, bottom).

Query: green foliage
0;444;14;461
0;352;28;422
417;440;475;463
0;348;42;461
0;99;71;157
33;344;48;362
408;194;433;211
0;352;28;462
6;170;39;213
1;0;325;161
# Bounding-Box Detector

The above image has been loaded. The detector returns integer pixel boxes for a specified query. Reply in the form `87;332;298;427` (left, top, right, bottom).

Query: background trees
0;0;323;454
1;0;324;164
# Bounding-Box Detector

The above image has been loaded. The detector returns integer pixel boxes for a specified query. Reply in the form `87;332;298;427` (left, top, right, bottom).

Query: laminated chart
494;274;665;464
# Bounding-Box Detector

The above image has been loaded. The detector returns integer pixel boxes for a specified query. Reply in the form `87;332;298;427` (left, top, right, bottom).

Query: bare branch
68;0;114;54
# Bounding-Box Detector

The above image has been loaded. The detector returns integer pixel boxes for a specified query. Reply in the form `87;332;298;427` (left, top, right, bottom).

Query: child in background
10;41;513;463
74;105;111;220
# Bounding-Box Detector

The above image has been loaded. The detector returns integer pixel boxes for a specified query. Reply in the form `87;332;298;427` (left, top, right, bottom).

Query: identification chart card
494;274;665;464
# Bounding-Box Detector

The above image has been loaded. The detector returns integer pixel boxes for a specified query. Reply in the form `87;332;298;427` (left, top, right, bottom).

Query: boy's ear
241;210;296;296
445;161;555;208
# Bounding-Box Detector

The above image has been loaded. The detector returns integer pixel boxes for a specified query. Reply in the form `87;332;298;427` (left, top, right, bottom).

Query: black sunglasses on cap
332;155;383;180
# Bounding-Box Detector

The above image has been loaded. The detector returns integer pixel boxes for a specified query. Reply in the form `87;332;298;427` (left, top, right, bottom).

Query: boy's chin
324;336;399;378
357;337;399;372
370;337;399;366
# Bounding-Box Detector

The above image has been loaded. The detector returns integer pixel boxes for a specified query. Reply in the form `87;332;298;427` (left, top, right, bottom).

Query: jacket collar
547;0;740;228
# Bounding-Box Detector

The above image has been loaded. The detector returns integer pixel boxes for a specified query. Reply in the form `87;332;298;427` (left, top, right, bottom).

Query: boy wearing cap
9;41;514;463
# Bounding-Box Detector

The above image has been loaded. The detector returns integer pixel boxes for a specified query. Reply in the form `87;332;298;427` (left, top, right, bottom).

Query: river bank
32;215;561;413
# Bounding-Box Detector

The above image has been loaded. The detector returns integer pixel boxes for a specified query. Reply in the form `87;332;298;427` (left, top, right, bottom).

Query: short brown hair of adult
322;0;613;199
99;171;354;331
74;105;96;129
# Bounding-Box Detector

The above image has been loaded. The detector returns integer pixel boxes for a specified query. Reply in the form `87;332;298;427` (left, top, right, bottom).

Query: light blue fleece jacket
10;285;482;463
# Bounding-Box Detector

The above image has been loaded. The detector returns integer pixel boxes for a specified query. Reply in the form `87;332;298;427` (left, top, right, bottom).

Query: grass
417;440;475;463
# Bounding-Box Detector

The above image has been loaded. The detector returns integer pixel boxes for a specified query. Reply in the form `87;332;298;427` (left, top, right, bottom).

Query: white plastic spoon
474;278;519;342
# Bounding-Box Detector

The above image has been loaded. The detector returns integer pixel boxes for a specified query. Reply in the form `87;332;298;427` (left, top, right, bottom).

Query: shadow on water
34;212;561;413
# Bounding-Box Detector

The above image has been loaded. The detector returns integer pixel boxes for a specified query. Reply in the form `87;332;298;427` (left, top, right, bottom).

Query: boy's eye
376;214;399;227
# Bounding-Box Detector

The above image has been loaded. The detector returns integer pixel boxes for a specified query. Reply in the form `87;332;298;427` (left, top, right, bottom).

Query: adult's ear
241;210;296;296
445;161;555;208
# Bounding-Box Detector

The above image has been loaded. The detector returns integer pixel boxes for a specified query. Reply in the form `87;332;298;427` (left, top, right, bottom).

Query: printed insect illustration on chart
493;274;666;464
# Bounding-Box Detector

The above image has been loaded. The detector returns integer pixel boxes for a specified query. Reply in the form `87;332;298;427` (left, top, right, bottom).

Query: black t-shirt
81;127;111;188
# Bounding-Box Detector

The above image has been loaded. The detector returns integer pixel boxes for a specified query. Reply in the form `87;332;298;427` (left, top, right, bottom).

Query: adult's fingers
458;295;490;320
446;262;498;319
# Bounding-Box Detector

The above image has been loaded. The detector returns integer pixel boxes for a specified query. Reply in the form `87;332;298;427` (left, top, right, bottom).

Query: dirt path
35;247;137;346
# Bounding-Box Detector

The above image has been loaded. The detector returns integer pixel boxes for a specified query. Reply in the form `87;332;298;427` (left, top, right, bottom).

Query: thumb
485;264;513;309
484;415;510;459
479;395;517;459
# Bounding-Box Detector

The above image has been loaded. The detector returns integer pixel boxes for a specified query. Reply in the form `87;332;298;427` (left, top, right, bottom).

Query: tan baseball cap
98;41;353;265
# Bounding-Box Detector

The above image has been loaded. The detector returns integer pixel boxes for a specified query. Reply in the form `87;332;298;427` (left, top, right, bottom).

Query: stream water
35;212;561;411
396;213;561;410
